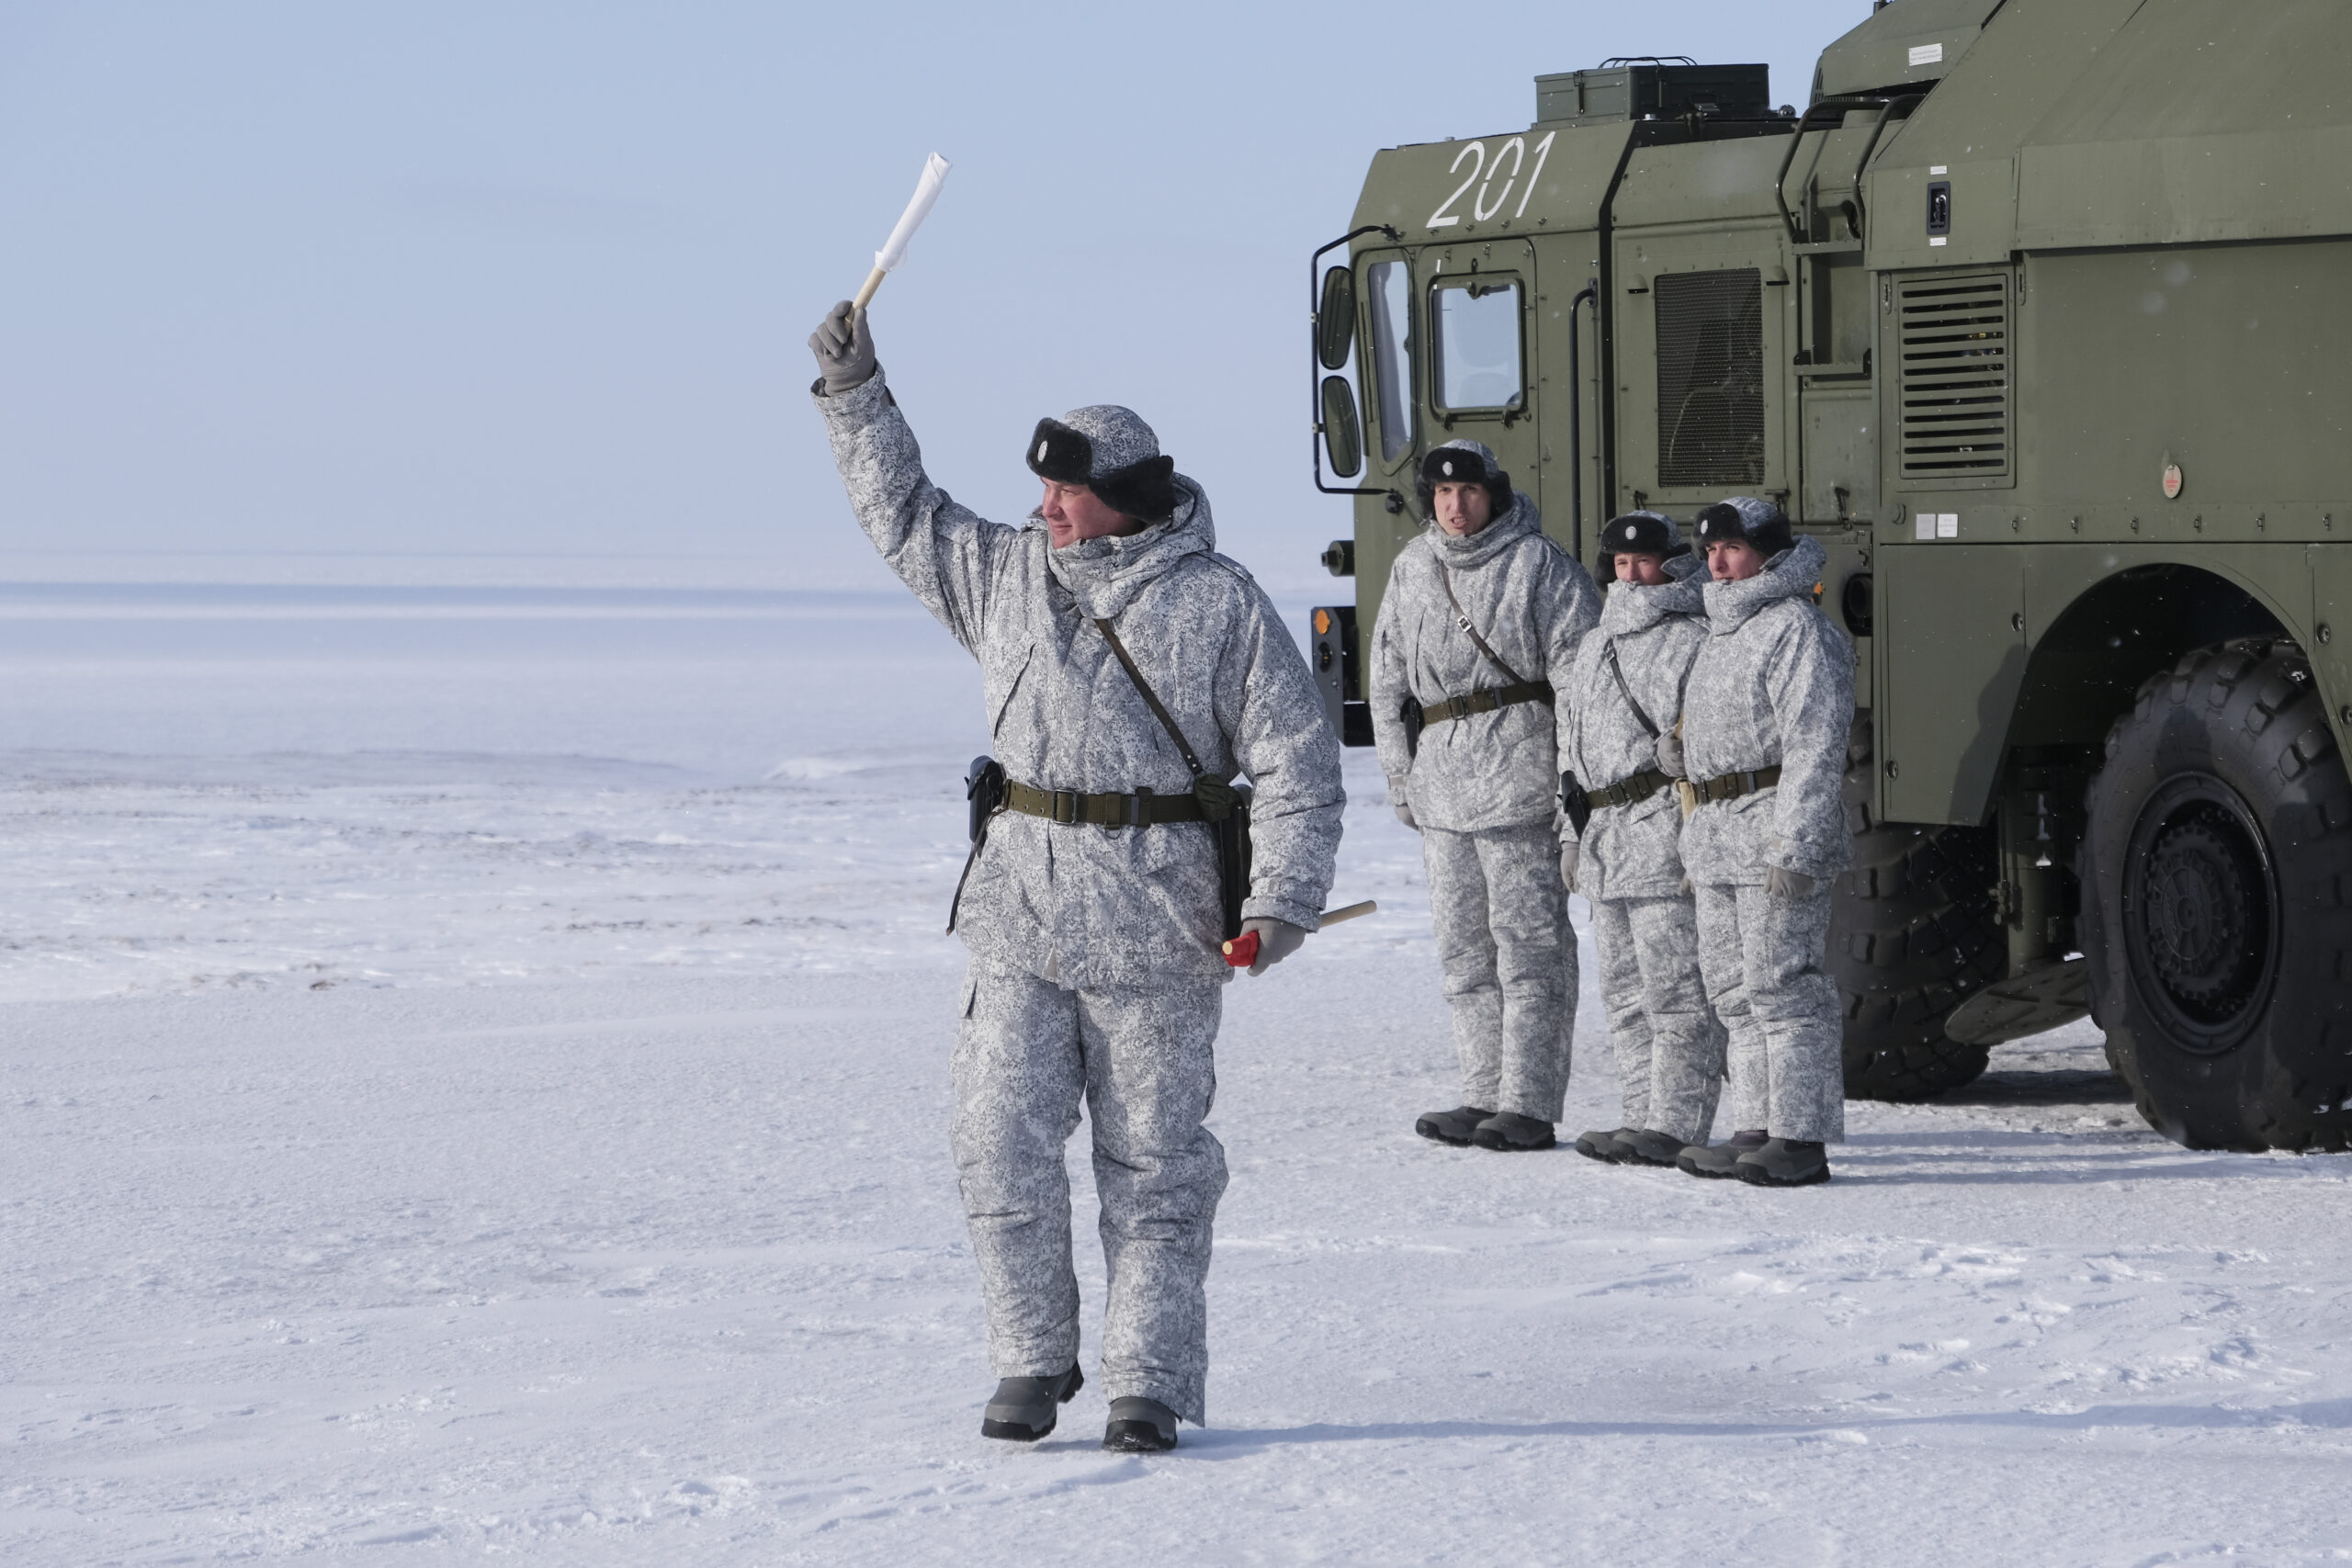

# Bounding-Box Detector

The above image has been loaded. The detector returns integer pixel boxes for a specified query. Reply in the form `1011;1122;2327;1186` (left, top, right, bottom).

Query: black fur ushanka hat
1600;510;1687;558
1414;440;1514;523
1692;496;1795;558
1025;404;1182;522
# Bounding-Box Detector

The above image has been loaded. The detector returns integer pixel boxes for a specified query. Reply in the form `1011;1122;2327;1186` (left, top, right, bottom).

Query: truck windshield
1367;260;1415;462
1433;279;1523;412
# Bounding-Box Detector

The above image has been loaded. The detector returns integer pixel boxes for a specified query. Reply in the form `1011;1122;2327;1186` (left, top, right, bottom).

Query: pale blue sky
0;0;1871;588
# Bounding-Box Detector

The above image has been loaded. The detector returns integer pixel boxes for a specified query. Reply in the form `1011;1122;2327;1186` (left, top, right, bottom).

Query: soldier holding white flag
807;243;1342;1447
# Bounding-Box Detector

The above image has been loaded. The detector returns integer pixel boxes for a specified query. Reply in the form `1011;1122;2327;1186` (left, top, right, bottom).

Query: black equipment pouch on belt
1559;770;1592;837
1399;693;1425;760
967;756;1006;841
948;755;1009;932
1094;617;1254;942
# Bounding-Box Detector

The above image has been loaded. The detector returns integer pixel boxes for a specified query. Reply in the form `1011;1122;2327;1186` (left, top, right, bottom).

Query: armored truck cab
1309;0;2352;1152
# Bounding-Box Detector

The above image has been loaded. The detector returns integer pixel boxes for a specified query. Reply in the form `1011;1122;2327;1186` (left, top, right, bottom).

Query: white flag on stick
853;152;952;310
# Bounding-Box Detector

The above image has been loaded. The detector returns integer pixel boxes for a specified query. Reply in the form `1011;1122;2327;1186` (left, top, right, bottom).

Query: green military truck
1306;0;2352;1153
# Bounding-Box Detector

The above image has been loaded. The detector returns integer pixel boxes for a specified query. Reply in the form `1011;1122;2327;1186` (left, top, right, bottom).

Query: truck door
1423;239;1544;525
1318;243;1548;743
1344;239;1548;643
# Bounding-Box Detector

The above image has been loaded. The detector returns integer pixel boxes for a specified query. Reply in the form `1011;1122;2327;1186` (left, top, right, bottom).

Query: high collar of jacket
1600;551;1707;635
1702;533;1827;635
1044;474;1214;618
1427;491;1541;569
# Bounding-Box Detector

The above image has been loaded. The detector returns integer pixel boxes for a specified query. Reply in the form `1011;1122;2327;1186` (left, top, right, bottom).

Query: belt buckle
1052;790;1078;824
1126;786;1150;829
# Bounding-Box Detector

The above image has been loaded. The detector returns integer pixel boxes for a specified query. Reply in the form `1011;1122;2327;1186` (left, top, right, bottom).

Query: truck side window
1367;260;1416;462
1432;279;1524;412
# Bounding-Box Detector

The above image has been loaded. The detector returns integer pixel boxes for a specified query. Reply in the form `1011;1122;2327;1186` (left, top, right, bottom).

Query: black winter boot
980;1364;1084;1441
1735;1138;1831;1187
1102;1396;1180;1452
1573;1127;1638;1163
1621;1128;1689;1167
1416;1105;1493;1146
1471;1111;1557;1151
1676;1129;1767;1179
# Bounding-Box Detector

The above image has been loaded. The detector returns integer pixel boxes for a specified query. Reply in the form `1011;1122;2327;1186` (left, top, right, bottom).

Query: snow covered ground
6;577;2352;1564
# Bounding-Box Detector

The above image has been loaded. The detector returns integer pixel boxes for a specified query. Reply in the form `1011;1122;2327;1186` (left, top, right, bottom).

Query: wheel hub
2122;776;2279;1051
2144;818;2261;1003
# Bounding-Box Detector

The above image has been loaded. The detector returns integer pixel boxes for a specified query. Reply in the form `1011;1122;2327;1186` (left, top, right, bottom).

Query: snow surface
6;579;2352;1565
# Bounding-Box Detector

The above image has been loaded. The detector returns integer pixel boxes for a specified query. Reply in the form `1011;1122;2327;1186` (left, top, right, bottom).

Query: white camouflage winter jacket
1368;498;1601;833
815;370;1346;989
1677;534;1856;887
1558;554;1709;899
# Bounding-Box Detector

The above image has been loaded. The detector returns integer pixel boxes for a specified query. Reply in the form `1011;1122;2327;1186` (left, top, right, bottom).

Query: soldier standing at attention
807;302;1345;1450
1558;512;1724;1168
1371;441;1600;1152
1667;498;1854;1187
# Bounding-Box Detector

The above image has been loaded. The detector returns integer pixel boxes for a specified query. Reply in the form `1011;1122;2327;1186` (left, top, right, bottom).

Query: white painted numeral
1430;128;1558;229
1473;137;1523;221
1512;131;1555;220
1428;141;1485;229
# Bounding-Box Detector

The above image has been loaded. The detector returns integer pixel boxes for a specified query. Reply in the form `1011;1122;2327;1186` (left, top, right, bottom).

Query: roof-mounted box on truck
1533;62;1773;128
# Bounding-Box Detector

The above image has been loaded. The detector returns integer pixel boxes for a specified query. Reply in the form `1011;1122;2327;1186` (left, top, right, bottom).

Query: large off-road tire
2080;638;2352;1153
1829;713;2007;1099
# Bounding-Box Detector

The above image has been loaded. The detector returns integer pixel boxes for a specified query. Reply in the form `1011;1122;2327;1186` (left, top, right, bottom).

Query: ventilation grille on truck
1896;275;2010;481
1655;268;1764;488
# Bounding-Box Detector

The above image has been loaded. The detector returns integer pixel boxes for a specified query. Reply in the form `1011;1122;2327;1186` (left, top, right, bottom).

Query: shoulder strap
1601;638;1660;739
1438;564;1529;685
1093;616;1207;779
1669;625;1705;718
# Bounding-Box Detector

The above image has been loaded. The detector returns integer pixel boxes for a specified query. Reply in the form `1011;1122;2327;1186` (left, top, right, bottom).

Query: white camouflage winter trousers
1589;894;1724;1143
1420;823;1576;1121
951;958;1228;1426
1691;881;1846;1143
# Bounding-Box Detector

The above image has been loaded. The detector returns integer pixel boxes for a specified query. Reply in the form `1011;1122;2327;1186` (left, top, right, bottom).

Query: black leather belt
1688;764;1782;805
1002;778;1204;828
1589;766;1675;811
1420;680;1555;726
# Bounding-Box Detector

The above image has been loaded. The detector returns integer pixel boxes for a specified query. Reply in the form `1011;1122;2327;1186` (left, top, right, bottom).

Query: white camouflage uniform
1559;550;1723;1142
815;371;1344;1424
1369;444;1600;1121
1679;529;1855;1143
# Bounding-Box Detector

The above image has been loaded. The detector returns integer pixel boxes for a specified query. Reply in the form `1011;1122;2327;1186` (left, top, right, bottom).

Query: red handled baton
1221;899;1378;968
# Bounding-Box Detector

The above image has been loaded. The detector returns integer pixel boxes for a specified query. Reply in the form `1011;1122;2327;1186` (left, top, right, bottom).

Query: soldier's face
1040;479;1142;548
1614;552;1670;586
1705;539;1768;581
1433;481;1492;536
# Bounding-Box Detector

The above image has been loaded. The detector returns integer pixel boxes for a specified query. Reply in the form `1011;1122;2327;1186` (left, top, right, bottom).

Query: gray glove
1241;917;1306;976
1655;732;1686;778
1393;800;1418;830
1559;840;1578;893
1766;865;1816;901
808;300;876;395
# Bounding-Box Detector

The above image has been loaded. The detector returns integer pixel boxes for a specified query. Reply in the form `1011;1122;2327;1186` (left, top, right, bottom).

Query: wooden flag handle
1221;899;1378;967
851;265;888;312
